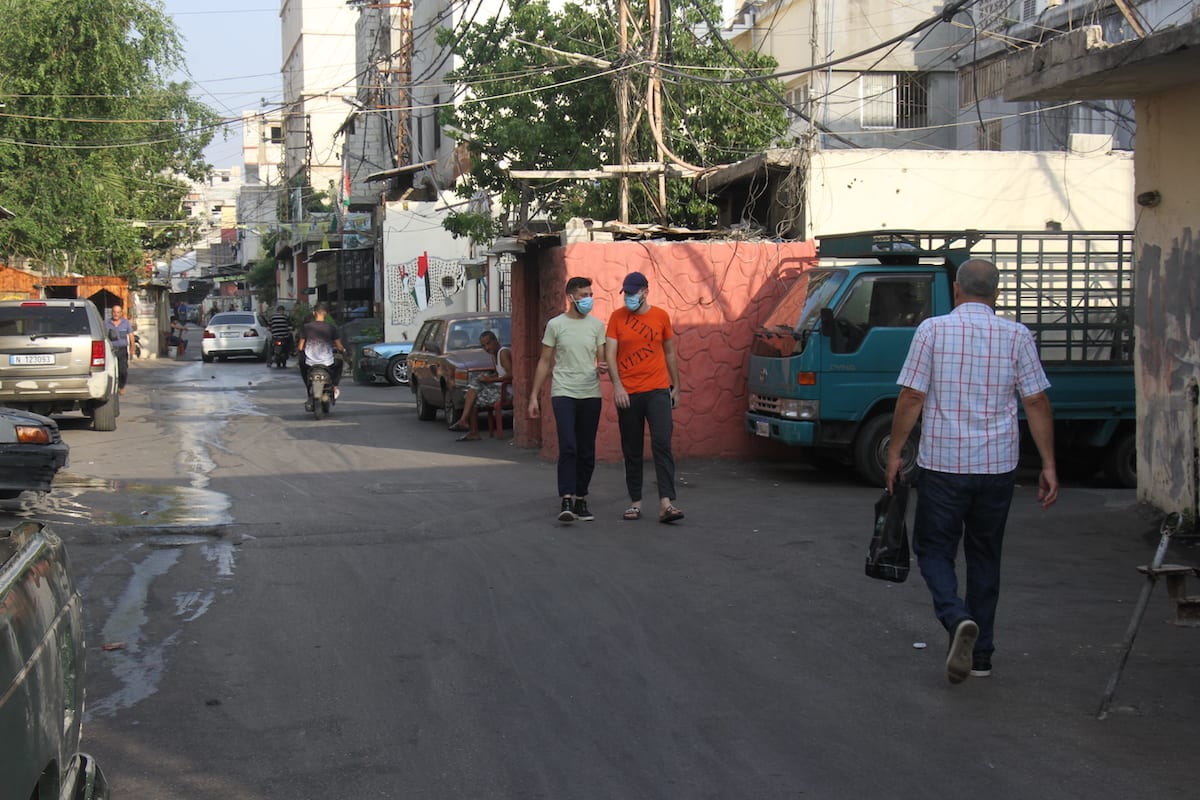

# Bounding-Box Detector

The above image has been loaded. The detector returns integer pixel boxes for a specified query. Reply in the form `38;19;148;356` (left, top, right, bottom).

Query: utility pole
616;0;631;223
648;0;666;224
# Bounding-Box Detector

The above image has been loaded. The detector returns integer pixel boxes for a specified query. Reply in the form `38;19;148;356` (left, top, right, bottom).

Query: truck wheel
415;386;437;421
1105;430;1137;488
853;413;918;488
91;395;119;432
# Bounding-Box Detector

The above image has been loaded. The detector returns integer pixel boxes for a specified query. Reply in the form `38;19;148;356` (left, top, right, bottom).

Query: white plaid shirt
896;302;1050;474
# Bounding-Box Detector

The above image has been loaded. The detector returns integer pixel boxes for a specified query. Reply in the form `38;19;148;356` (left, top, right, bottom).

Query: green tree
0;0;220;277
439;0;788;233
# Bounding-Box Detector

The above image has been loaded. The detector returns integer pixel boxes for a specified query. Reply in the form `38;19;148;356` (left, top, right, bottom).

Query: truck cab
747;230;1136;487
1;521;109;799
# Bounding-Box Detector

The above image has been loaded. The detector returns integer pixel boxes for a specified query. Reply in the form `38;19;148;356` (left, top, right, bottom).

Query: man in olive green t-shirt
529;276;608;523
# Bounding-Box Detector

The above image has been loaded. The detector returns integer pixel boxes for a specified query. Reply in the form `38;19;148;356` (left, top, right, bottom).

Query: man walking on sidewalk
886;258;1058;684
529;277;608;523
606;271;684;525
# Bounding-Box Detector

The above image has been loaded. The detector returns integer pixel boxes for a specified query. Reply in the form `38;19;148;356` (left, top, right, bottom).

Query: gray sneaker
946;619;979;684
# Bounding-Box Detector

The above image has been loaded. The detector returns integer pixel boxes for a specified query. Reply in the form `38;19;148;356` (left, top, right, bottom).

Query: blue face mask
624;293;643;312
574;296;594;314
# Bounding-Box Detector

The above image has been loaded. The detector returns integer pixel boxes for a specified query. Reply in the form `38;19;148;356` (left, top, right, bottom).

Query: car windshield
446;318;511;350
0;306;92;336
212;314;256;326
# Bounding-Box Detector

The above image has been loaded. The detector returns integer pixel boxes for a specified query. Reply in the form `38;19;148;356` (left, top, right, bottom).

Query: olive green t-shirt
543;313;607;399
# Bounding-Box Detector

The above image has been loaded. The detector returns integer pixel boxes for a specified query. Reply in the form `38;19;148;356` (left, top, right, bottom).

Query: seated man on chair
449;330;511;441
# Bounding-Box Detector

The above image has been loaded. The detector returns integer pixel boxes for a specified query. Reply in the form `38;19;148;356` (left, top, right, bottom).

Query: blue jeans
551;396;602;498
912;468;1016;658
616;389;675;504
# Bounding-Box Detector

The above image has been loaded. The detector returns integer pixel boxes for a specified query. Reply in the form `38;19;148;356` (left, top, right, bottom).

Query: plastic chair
487;377;513;439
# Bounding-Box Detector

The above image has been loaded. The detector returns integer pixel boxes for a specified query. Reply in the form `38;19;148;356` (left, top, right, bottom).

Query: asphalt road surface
7;354;1198;799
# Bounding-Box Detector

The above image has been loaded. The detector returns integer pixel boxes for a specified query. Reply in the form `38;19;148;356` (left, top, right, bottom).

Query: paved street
5;352;1198;798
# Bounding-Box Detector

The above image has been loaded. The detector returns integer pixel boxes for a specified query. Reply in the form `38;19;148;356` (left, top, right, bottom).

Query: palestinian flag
412;253;429;310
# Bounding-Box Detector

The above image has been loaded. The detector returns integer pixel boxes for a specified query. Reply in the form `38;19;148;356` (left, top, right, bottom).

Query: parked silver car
201;312;270;362
0;299;121;431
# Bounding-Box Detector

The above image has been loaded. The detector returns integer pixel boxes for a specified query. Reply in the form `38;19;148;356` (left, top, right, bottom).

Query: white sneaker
333;386;340;400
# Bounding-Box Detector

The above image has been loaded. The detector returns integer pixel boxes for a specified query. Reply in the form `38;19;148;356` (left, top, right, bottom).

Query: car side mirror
819;308;835;337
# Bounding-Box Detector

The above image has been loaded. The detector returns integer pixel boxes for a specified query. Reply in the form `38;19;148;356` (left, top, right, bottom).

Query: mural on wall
385;253;467;326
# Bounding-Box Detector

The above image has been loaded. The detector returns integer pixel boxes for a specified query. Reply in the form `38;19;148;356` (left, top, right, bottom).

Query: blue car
357;341;413;385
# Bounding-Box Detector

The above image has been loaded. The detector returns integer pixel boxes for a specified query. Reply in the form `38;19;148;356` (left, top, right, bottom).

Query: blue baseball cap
621;271;649;294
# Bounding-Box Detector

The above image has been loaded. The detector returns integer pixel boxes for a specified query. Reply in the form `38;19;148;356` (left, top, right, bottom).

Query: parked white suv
0;299;121;431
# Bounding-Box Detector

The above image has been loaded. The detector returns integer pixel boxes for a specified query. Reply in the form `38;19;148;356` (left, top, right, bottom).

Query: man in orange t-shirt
605;271;684;524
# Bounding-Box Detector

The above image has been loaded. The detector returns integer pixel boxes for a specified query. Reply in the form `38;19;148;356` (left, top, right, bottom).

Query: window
977;119;1003;150
861;73;927;129
269;125;283;144
785;83;810;123
830;276;932;353
958;59;1007;108
861;74;895;128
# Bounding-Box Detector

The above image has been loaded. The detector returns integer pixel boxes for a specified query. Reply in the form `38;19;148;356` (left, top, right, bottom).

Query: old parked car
1;521;110;799
357;341;413;385
201;311;270;362
408;312;512;426
0;407;68;499
0;299;121;431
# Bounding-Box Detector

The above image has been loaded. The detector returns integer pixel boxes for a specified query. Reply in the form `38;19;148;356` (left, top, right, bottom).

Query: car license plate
220;331;240;338
10;353;54;366
755;420;770;437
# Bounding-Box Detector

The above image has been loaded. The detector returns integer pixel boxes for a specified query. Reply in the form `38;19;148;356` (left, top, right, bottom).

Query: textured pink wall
515;239;816;462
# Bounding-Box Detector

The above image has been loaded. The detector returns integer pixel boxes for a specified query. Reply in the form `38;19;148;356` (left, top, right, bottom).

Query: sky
162;2;284;170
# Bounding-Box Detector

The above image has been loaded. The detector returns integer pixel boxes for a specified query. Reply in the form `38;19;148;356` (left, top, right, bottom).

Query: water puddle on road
77;369;265;718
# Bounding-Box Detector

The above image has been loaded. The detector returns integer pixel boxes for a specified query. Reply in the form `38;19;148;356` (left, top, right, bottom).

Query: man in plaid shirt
885;258;1059;684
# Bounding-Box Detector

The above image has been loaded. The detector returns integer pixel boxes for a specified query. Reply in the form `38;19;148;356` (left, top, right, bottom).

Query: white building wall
805;148;1134;237
280;0;358;202
241;111;284;187
381;196;474;341
409;0;508;185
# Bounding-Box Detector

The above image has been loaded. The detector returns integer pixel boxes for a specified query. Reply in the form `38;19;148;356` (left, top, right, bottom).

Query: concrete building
279;0;358;217
1005;17;1200;518
723;0;960;149
237;111;284;273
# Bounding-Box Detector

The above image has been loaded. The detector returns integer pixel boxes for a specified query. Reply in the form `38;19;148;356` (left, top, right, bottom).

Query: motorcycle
271;334;293;368
306;357;340;420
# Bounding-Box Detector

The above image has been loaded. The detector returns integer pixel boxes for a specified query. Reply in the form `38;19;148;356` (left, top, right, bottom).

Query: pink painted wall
513;239;817;462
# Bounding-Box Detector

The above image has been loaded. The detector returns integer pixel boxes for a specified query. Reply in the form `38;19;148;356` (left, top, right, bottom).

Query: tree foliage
0;0;221;277
439;0;788;233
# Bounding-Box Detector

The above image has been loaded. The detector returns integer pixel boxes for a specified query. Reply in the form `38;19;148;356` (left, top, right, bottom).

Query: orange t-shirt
606;305;674;394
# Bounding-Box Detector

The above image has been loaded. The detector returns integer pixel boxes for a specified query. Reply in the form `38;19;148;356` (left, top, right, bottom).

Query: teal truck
746;230;1136;487
1;521;109;799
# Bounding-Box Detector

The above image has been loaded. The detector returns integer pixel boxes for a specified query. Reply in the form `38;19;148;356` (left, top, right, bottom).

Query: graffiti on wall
385;253;466;326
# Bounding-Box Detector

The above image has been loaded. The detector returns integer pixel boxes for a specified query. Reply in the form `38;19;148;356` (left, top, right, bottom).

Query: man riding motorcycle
268;304;294;365
297;302;346;411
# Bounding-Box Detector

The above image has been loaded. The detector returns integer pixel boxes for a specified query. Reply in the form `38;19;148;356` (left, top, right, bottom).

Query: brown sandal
659;505;684;524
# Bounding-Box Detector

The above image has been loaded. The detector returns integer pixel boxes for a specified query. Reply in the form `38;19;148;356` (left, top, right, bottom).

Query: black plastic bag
865;483;911;583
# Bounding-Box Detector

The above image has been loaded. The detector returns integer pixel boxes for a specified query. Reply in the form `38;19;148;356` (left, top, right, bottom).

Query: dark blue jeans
551;396;602;498
912;468;1016;658
113;346;129;389
616;389;675;504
